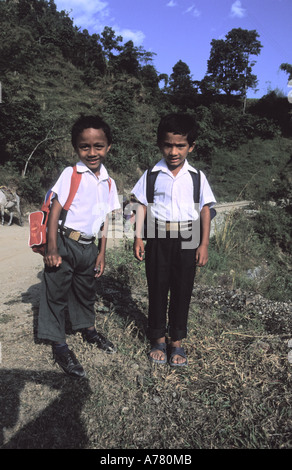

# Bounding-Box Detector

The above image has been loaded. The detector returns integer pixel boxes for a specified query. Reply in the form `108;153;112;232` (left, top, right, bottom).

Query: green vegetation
1;0;291;302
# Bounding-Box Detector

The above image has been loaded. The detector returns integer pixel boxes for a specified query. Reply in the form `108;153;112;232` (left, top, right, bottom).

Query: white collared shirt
51;161;120;236
131;159;216;221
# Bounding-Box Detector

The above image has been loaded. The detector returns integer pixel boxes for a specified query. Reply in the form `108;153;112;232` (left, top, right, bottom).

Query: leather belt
59;226;95;244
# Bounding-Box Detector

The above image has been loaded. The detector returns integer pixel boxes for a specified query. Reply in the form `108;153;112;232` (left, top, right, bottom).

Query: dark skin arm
133;203;147;261
196;204;211;267
44;197;63;268
94;215;108;278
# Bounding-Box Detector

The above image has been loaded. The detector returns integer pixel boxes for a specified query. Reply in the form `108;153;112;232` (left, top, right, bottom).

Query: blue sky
54;0;291;99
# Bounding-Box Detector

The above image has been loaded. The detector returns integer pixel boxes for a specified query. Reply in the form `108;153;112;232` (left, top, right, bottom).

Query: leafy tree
280;63;292;81
140;65;160;96
168;60;197;109
204;28;262;104
100;26;123;75
114;40;140;76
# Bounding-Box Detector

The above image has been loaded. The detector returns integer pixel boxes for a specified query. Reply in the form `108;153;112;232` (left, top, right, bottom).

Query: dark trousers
38;234;98;343
145;236;196;342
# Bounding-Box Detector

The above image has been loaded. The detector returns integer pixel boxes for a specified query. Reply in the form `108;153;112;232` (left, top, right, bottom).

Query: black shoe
54;348;86;378
83;329;116;354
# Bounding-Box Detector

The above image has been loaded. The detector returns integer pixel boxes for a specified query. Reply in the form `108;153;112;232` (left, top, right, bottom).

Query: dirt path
0;222;44;319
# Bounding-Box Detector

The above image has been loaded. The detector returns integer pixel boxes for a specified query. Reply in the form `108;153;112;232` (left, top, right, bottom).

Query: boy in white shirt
132;113;216;367
38;115;120;377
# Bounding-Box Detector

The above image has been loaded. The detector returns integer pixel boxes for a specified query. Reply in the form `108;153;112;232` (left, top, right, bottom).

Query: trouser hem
146;327;187;342
37;333;66;344
71;322;94;331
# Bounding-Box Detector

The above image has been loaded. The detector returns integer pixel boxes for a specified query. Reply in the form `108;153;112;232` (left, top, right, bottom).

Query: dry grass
1;243;291;449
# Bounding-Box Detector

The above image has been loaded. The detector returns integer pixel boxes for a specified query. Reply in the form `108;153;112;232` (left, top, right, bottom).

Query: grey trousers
38;234;98;343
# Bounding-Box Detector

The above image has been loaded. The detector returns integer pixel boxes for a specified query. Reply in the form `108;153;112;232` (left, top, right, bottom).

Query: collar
151;159;198;176
76;161;109;181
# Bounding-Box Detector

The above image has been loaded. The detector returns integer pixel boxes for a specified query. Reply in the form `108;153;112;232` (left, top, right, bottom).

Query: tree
204;28;262;108
100;26;123;75
140;65;160;95
280;63;292;81
168;60;197;109
114;40;140;76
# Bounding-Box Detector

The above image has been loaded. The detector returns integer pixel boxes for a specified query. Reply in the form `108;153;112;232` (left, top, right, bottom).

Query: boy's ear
188;141;196;152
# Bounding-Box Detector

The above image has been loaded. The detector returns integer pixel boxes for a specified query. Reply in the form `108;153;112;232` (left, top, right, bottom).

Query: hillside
1;0;291;202
0;0;291;303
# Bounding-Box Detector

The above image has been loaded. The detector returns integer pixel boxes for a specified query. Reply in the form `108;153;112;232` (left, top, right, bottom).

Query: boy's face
159;132;195;173
75;127;111;175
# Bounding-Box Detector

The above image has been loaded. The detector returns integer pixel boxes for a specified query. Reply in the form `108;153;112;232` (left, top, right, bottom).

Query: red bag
28;166;82;255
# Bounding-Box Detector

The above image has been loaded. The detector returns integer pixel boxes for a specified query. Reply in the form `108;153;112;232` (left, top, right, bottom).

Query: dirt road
0;222;44;318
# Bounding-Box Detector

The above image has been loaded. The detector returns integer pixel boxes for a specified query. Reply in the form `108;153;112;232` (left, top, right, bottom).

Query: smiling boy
132;113;216;367
38;115;120;377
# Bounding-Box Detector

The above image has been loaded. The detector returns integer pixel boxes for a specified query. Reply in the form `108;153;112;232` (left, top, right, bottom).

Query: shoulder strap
107;177;112;193
189;170;200;204
146;168;160;204
190;169;216;219
146;167;202;206
63;166;82;211
59;166;82;225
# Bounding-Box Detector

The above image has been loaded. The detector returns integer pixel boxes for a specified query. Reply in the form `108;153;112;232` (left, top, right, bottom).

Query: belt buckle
69;230;81;241
168;222;178;231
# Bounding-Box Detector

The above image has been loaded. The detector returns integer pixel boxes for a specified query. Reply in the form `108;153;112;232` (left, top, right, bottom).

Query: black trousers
145;236;197;342
38;234;98;343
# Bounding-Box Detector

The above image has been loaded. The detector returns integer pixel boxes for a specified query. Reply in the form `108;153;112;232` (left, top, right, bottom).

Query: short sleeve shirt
51;161;120;236
131;159;216;222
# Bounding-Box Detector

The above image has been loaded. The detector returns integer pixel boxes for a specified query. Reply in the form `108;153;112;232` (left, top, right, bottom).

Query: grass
63;291;291;450
78;223;291;449
1;213;291;450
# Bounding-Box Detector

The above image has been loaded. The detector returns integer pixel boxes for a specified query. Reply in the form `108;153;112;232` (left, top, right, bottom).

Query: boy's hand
196;244;208;267
94;252;105;277
134;237;145;261
44;249;62;268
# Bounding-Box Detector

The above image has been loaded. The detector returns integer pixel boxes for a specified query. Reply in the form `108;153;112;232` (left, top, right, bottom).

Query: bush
253;204;292;252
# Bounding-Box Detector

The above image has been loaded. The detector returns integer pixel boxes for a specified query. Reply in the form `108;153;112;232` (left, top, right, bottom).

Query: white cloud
54;1;145;46
116;28;146;46
230;0;246;18
166;1;177;7
184;5;201;18
54;0;110;30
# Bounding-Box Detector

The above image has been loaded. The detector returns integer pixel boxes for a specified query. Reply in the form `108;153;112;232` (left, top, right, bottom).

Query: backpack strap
59;166;82;225
63;165;82;211
146;167;201;205
107;177;112;193
146;169;160;204
145;166;216;224
189;170;200;204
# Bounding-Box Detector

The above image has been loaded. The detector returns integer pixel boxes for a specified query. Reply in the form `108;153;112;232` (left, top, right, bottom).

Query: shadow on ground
0;369;92;449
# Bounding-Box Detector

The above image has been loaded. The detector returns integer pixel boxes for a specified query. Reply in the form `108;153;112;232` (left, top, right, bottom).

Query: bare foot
149;337;166;363
170;340;187;365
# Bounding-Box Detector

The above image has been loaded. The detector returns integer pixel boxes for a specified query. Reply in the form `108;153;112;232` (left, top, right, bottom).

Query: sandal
148;342;167;365
169;346;188;367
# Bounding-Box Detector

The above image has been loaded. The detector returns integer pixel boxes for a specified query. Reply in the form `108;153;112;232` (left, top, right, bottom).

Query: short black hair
71;115;112;149
157;113;198;146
